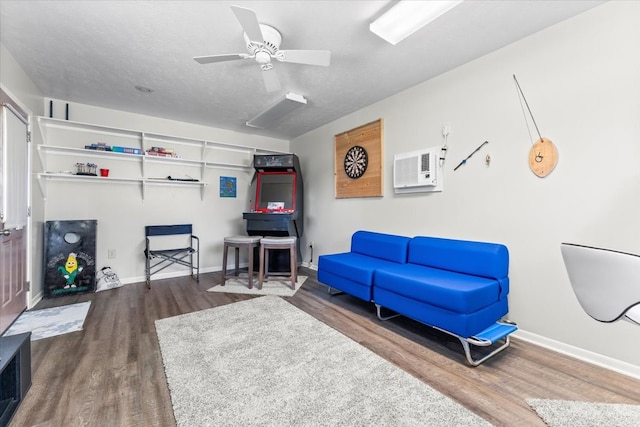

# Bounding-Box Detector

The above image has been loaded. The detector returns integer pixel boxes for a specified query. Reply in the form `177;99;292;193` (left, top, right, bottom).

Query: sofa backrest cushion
408;236;509;279
351;230;410;264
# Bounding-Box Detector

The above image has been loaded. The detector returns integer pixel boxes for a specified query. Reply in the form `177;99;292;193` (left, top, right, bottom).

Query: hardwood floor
10;268;640;426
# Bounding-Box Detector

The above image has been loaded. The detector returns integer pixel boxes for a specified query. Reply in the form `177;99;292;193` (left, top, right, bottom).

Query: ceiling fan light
246;92;307;129
255;51;271;65
370;0;463;45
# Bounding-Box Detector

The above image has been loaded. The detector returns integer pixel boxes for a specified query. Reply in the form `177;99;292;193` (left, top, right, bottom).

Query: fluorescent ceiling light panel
246;92;307;129
370;0;463;45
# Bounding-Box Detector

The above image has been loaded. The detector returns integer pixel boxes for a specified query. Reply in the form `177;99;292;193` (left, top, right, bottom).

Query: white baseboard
301;261;318;271
514;329;640;380
28;290;43;309
122;265;221;285
126;262;313;285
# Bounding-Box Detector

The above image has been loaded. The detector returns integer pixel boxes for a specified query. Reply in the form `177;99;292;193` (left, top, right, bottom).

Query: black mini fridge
43;220;97;298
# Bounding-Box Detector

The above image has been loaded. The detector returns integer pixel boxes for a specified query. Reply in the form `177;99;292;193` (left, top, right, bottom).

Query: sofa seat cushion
318;252;402;286
374;264;503;314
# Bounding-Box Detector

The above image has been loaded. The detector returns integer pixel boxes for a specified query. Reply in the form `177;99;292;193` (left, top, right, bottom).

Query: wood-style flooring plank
9;268;640;426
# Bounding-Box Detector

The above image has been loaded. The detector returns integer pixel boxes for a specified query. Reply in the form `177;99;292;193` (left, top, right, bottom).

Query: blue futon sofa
318;230;518;366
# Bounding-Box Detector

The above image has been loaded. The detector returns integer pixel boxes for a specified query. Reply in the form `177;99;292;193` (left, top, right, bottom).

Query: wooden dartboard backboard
334;119;383;198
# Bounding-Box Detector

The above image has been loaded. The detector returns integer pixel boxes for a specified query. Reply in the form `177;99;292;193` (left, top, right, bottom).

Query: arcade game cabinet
243;154;303;272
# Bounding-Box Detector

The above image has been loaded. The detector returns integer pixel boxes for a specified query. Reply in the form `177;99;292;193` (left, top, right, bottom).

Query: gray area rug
2;301;91;341
207;275;307;297
155;296;490;426
527;398;640;426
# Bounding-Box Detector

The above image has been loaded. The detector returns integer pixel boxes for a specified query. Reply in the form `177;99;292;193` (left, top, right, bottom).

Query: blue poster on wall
220;176;237;198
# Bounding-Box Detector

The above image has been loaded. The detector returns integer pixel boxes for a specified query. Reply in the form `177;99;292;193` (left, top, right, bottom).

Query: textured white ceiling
0;0;605;140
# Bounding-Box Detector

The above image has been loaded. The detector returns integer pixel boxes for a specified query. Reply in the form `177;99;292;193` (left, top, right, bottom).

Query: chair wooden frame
145;224;199;289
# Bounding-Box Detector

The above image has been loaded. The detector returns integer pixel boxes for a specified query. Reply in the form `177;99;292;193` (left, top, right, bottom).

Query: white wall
38;100;289;289
292;1;640;372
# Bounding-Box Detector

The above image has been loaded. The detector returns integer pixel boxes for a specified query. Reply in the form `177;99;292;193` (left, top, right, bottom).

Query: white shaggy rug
527;398;640;426
2;301;91;341
207;275;306;297
155;296;490;426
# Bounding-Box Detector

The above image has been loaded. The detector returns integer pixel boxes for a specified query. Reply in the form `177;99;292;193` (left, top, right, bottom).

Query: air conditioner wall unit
393;146;443;194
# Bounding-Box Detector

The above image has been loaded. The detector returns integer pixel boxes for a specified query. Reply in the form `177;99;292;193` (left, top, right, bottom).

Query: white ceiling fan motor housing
244;24;282;56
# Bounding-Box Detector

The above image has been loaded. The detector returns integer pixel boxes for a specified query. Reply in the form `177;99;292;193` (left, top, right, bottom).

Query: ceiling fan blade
262;69;281;93
277;50;331;67
194;54;248;64
230;5;264;43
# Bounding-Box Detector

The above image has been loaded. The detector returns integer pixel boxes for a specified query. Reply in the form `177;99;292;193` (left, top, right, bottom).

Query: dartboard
344;145;368;179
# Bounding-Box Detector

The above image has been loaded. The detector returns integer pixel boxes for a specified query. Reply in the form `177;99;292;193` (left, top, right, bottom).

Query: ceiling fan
194;5;331;92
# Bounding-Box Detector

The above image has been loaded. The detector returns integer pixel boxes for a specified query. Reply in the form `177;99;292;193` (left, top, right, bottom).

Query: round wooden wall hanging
528;137;558;178
514;75;559;178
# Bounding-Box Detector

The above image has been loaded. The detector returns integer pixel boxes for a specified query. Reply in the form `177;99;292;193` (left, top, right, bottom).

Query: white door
0;97;29;335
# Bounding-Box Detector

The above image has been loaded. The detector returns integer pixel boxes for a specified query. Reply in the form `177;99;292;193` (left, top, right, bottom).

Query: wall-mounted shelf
36;172;208;200
36;116;282;200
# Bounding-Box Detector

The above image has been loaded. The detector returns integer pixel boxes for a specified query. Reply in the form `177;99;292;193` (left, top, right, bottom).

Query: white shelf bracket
37;174;47;199
36;145;47;172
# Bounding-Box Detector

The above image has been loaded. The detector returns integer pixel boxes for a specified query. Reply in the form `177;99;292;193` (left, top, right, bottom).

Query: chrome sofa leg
327;286;344;296
375;304;401;321
458;336;511;367
434;320;517;366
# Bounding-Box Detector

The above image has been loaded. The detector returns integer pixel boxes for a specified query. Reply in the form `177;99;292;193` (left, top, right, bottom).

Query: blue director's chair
144;224;199;288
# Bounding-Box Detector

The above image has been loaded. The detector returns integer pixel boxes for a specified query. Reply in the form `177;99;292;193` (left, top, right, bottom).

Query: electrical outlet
108;249;116;259
309;241;314;248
